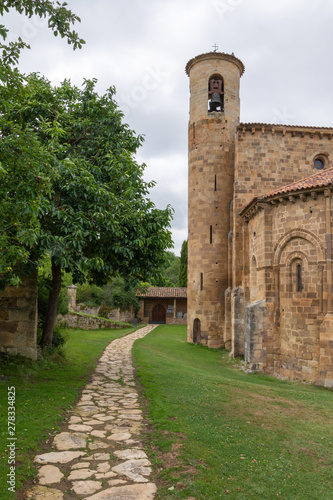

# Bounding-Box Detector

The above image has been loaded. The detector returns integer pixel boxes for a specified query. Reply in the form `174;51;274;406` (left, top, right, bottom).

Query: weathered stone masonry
187;51;333;387
0;273;38;360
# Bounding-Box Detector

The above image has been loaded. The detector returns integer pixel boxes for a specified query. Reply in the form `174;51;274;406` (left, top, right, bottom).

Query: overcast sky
3;0;333;255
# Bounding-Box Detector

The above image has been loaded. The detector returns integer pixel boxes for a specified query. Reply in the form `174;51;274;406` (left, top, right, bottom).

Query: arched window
296;263;302;292
208;75;224;112
291;258;304;293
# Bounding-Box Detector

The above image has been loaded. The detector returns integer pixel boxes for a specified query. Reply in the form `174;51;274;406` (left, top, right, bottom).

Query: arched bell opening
208;74;224;112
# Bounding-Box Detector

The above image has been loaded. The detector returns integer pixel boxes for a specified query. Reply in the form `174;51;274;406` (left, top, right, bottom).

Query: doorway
193;318;201;343
151;304;166;324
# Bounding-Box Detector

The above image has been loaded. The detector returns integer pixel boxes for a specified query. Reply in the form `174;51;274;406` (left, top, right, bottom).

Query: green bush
76;283;104;306
37;324;68;352
76;277;141;315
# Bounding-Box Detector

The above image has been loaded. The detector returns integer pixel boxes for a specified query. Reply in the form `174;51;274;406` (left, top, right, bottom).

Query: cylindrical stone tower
186;51;244;348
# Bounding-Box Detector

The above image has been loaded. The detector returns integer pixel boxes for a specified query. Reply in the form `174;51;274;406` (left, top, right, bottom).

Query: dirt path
25;325;158;499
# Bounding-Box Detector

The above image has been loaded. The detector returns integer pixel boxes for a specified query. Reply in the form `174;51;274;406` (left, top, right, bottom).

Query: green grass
0;326;135;500
133;325;333;500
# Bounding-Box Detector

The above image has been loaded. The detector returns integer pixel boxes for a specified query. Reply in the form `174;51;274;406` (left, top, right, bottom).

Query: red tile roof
238;122;333;131
240;167;333;216
261;167;333;199
136;287;187;298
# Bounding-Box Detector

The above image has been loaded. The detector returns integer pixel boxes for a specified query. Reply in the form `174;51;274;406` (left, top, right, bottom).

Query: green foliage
150;251;180;287
0;73;173;343
178;239;187;286
76;276;143;315
0;0;85;81
76;282;104;307
36;324;68;353
0;75;173;287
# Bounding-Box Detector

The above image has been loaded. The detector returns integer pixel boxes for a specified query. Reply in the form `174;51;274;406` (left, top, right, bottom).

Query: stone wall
233;125;333;288
57;312;131;330
75;304;134;324
0;273;38;360
244;189;331;384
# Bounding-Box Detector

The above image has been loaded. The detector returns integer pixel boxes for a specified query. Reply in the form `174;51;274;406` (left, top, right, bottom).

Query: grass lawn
0;326;135;500
133;325;333;500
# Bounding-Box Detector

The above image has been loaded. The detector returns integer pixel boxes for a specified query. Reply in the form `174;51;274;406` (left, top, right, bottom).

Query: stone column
231;286;245;356
67;285;78;312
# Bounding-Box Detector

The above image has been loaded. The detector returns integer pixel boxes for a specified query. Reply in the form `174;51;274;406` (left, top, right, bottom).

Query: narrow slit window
296;264;302;292
200;273;203;291
214;175;217;191
210;225;213;244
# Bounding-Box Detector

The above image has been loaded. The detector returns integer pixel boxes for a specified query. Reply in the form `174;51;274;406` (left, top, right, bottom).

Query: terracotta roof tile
262;167;333;199
136;287;187;298
238;122;333;131
240;167;333;215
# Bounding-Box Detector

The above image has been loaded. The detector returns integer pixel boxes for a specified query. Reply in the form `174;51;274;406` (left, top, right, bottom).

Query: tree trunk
41;257;62;348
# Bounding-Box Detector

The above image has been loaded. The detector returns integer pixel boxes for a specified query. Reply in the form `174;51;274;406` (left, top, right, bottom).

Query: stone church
186;51;333;388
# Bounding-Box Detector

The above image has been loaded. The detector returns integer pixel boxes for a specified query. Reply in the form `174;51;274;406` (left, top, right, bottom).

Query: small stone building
186;50;333;387
136;287;187;325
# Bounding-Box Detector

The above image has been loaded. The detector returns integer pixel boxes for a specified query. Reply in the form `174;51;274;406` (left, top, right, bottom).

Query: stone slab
85;483;157;499
34;451;86;464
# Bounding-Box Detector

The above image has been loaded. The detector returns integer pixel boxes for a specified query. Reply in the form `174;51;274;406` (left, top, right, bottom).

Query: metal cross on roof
213;43;218;52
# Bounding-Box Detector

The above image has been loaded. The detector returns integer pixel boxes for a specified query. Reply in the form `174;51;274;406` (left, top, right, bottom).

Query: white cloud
3;0;333;255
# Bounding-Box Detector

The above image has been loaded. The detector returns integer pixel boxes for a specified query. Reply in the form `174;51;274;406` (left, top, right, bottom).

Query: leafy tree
0;0;84;81
0;74;173;346
178;240;188;286
164;252;180;286
0;0;84;284
149;251;180;287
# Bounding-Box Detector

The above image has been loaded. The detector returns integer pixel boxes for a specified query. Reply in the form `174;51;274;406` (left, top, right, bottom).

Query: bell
209;92;222;112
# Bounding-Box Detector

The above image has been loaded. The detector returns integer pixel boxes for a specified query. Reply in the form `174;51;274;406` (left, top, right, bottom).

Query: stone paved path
26;325;158;499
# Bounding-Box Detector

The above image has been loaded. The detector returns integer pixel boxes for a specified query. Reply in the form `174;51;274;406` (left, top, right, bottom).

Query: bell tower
186;51;244;348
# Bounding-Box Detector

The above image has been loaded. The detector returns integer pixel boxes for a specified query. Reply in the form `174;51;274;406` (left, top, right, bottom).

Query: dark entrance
151;304;166;324
193;318;201;343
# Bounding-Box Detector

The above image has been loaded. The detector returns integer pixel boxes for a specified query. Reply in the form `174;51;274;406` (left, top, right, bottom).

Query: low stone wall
75;304;133;323
57;312;131;330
